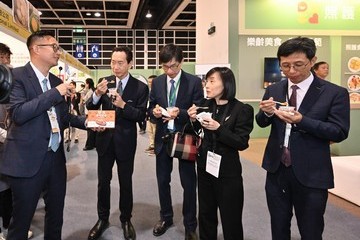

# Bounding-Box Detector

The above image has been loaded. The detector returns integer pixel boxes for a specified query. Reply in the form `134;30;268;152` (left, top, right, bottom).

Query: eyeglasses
161;63;180;71
280;61;310;72
37;44;63;53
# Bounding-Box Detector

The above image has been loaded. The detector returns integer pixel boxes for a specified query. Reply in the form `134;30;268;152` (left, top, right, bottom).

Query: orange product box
87;110;115;128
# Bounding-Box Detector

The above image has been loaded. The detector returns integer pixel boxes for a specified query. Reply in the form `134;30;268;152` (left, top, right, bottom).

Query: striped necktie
42;78;60;152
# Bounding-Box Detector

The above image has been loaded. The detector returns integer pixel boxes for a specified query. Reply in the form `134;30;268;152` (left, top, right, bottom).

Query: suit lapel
121;75;135;100
25;63;43;96
175;72;188;107
160;75;168;107
298;77;324;114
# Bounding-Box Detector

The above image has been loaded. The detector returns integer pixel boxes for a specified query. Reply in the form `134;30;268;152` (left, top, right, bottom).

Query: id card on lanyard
47;109;60;133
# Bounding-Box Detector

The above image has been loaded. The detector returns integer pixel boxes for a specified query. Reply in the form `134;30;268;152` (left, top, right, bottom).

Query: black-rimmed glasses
37;44;63;53
161;63;180;71
280;61;310;72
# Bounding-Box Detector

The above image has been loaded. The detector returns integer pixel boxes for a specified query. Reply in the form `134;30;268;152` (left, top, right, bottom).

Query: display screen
264;57;286;88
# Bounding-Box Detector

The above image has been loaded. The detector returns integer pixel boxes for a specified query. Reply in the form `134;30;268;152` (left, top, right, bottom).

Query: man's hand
153;104;162;118
259;97;276;116
166;107;179;119
95;79;108;96
274;108;303;124
112;92;126;109
56;82;72;96
91;126;106;132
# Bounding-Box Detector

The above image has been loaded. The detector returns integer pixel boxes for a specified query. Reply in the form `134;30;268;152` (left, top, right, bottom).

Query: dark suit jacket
86;74;149;160
195;98;254;177
0;62;86;178
148;71;203;154
256;76;350;189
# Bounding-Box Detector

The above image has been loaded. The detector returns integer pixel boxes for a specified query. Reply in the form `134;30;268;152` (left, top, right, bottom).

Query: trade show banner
240;0;360;35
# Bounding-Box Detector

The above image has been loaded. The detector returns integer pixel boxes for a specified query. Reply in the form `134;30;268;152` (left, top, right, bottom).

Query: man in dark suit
148;44;203;240
86;46;148;240
0;31;87;239
256;37;350;240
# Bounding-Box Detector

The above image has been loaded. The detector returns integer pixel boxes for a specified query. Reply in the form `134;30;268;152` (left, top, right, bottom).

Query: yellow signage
0;4;90;75
0;5;30;39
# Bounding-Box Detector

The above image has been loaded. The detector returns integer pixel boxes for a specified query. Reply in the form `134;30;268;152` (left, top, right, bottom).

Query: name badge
47;110;60;133
283;123;292;148
206;151;222;178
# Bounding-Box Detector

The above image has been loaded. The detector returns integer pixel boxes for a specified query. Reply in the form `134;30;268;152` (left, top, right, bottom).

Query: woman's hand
201;118;220;131
187;104;197;122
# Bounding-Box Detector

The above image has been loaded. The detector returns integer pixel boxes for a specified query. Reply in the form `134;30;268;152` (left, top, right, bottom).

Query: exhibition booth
0;1;91;91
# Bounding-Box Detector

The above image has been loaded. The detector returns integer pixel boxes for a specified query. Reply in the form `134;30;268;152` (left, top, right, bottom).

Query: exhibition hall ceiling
3;0;196;29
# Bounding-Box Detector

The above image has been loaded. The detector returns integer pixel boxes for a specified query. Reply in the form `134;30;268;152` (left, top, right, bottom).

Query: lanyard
168;78;181;106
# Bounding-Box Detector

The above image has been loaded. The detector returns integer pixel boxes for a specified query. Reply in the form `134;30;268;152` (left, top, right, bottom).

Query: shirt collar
288;73;314;92
30;61;49;82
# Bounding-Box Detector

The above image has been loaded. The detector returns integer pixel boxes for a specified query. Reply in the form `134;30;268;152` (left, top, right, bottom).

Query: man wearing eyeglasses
0;31;87;240
149;44;203;240
256;37;350;240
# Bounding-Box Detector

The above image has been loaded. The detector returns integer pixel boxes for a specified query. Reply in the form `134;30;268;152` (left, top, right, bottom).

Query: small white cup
166;107;176;115
279;106;295;115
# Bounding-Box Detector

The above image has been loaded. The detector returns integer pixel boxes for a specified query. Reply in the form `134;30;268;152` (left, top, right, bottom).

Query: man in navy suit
0;31;86;239
86;46;148;240
149;44;203;240
256;37;350;240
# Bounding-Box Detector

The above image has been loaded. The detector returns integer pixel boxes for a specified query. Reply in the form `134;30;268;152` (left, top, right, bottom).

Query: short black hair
277;37;316;61
148;75;157;79
159;44;183;64
26;30;55;50
313;61;328;70
205;67;236;101
0;43;12;55
112;46;133;63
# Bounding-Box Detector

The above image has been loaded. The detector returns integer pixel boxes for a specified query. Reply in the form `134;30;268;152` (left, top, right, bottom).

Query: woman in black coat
187;67;254;240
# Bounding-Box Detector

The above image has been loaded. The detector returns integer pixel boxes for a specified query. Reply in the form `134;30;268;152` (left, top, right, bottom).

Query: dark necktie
281;85;298;167
42;78;60;152
117;80;123;96
169;79;176;107
289;85;299;110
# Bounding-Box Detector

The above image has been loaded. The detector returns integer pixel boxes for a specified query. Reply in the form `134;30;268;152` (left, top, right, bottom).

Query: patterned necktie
281;85;299;167
42;78;60;152
289;85;299;110
117;80;123;96
169;79;176;107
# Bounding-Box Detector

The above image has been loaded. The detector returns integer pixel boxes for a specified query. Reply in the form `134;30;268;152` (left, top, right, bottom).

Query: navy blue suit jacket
86;74;149;159
256;76;350;189
0;62;86;178
148;71;203;154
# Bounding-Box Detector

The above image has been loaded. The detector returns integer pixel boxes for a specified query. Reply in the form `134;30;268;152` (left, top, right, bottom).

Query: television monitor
263;57;285;88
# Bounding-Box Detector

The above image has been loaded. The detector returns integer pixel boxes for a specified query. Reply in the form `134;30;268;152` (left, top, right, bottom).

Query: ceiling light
146;10;152;18
86;12;91;16
94;12;101;17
